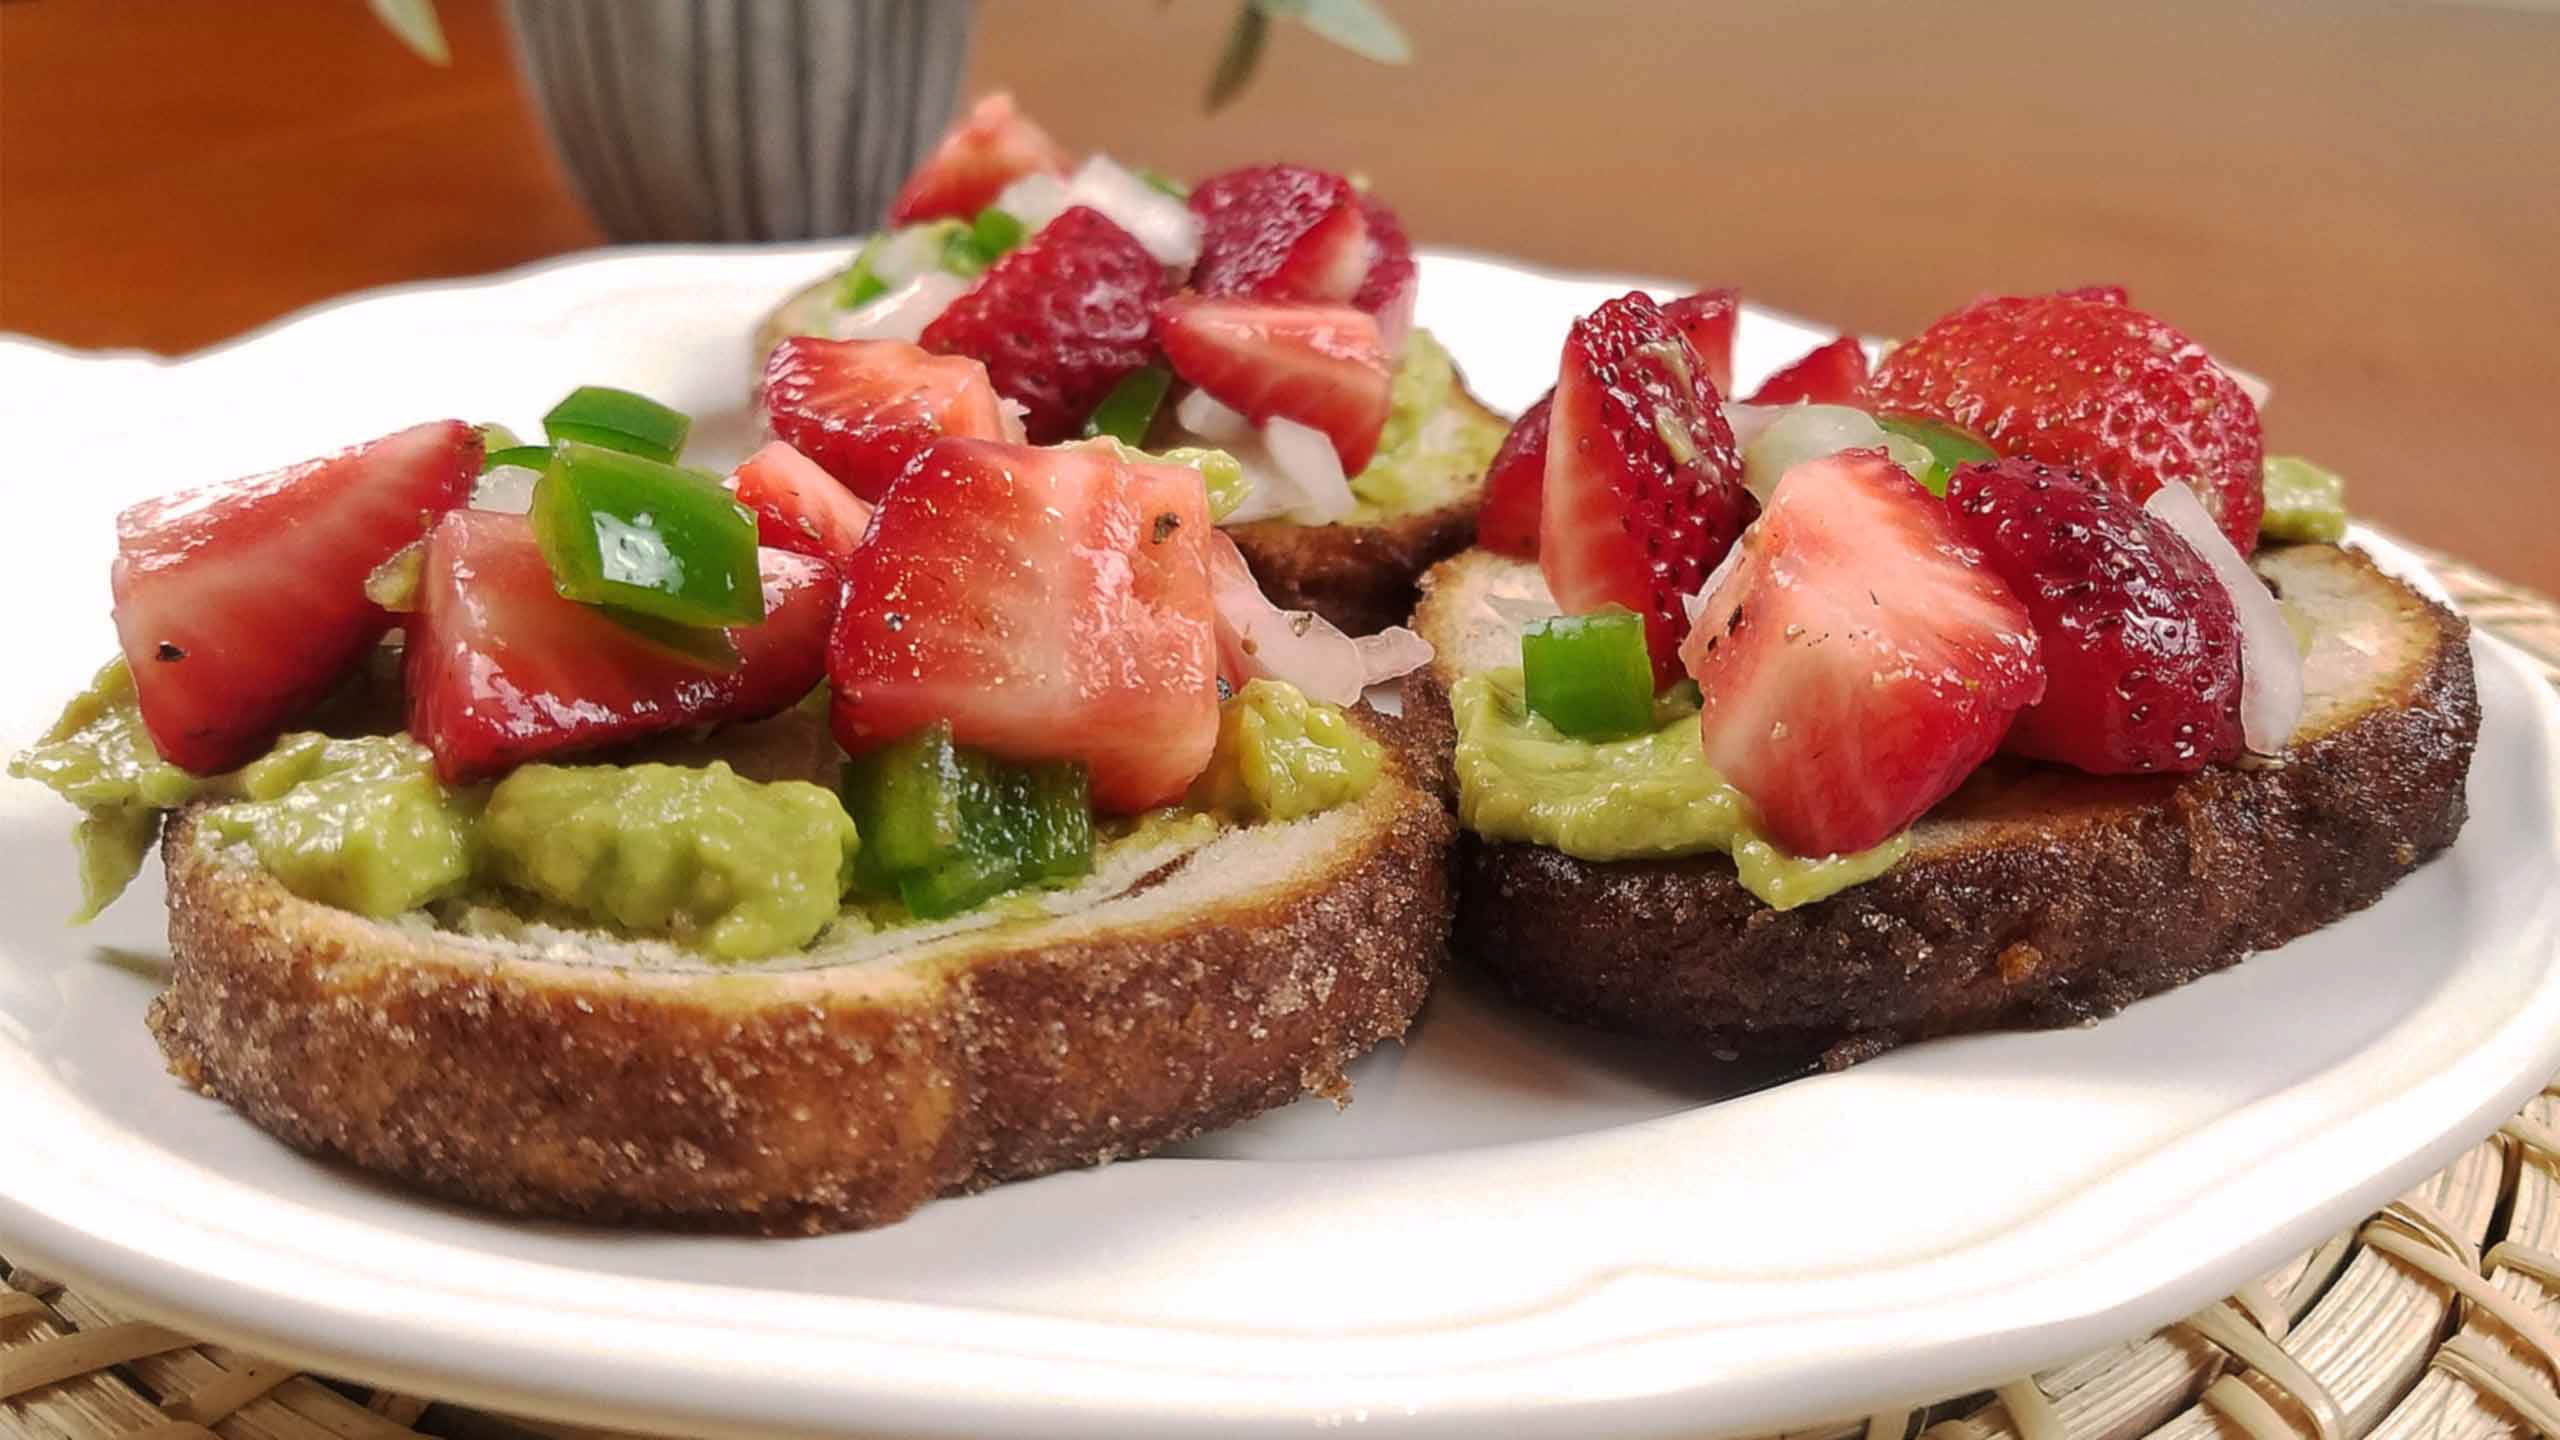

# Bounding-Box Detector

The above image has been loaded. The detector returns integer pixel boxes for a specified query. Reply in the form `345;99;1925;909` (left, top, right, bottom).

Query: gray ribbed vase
504;0;975;243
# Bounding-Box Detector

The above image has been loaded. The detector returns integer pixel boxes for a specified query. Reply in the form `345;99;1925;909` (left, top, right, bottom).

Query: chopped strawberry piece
761;336;1019;501
1156;296;1391;473
1680;450;2044;856
1743;335;1869;406
1945;458;2242;774
1350;191;1419;349
1661;288;1739;397
1188;164;1372;305
730;440;875;561
109;420;478;774
1540;292;1758;685
1868;287;2265;553
1475;392;1552;558
404;511;834;782
829;438;1218;813
886;91;1072;226
919;205;1170;443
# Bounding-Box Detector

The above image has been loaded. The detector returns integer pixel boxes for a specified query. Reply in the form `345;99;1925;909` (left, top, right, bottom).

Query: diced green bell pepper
530;442;763;627
1875;413;1997;497
841;721;1094;919
541;385;693;464
1083;366;1173;447
1521;608;1656;739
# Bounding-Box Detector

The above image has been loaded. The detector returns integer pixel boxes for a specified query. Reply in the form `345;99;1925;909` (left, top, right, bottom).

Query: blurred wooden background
3;0;2553;587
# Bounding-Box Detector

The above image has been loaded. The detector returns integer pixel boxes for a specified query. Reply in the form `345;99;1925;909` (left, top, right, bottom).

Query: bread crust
1412;544;2479;1067
150;707;1454;1234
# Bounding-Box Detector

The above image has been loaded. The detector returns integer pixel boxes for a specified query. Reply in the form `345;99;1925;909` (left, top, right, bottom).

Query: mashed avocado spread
1345;330;1508;524
14;660;1375;959
1450;668;1906;909
2260;456;2348;544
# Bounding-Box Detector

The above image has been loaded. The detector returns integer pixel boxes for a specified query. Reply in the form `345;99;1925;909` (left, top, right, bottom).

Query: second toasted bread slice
1410;543;2478;1066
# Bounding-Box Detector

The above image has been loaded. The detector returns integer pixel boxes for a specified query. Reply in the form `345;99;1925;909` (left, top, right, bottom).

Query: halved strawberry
1188;164;1371;306
1662;288;1739;397
1945;458;2242;774
1743;335;1869;406
730;440;876;561
886;91;1072;227
109;420;479;774
761;336;1018;501
1867;287;2265;552
918;205;1170;442
1156;295;1391;472
1679;449;2044;856
1475;392;1552;558
1350;191;1419;349
1540;292;1758;684
405;510;835;782
829;438;1217;813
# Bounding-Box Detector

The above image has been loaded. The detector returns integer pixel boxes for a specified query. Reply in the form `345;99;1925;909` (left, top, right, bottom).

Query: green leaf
1258;0;1411;65
1206;3;1271;112
367;0;451;65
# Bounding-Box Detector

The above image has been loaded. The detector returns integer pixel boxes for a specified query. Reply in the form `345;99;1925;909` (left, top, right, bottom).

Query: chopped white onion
1260;417;1357;525
997;397;1031;445
1174;387;1256;447
471;464;541;515
830;271;973;343
1721;402;1786;452
999;155;1202;272
1353;627;1435;689
2144;481;2304;755
2211;351;2273;412
1205;532;1370;706
1682;532;1750;625
865;224;961;292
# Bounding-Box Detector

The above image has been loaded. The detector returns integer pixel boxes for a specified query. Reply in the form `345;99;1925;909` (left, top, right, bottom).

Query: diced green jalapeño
841;722;1095;919
1875;413;1997;497
530;442;763;627
1083;366;1173;447
1522;608;1656;739
541;385;693;463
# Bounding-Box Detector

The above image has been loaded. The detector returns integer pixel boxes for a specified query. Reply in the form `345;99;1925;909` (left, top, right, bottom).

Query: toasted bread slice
147;703;1453;1234
1409;543;2478;1066
756;273;1501;636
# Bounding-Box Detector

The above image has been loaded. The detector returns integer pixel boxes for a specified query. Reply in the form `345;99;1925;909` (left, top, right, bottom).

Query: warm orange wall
4;0;2553;587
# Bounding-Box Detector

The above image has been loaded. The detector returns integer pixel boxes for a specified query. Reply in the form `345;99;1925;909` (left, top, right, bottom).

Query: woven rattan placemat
6;539;2557;1440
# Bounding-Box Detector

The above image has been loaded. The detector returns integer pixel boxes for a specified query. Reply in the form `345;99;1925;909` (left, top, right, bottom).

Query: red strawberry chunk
762;336;1018;501
110;420;479;774
1156;296;1392;473
731;440;876;561
919;205;1170;443
1474;391;1552;558
886;91;1071;227
1540;292;1758;685
405;510;835;782
1743;335;1869;406
1868;288;2265;553
1661;288;1739;397
1350;191;1419;349
1680;449;2045;856
1188;164;1372;306
1945;458;2242;774
828;438;1218;813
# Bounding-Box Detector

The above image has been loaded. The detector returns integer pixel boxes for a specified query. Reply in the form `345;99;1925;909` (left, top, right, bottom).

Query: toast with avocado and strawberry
754;92;1508;636
1417;286;2474;1067
14;387;1452;1234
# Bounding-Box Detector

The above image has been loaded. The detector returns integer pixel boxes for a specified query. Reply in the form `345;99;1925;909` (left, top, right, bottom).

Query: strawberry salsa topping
23;388;1423;956
1471;280;2347;896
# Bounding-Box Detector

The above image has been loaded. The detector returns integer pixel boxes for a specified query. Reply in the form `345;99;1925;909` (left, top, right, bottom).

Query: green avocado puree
1190;679;1384;822
1450;668;1907;909
15;661;1376;959
1345;330;1508;524
2260;456;2349;544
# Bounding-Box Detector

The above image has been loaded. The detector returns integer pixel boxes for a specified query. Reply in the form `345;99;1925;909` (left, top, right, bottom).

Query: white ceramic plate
3;248;2556;1440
